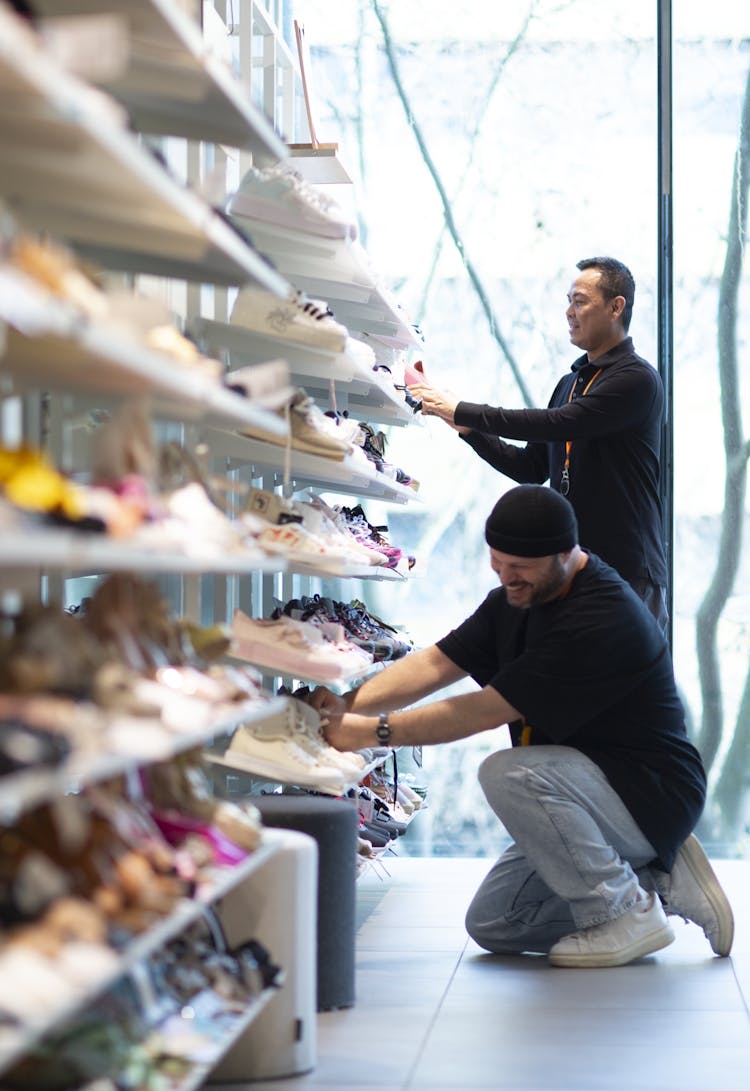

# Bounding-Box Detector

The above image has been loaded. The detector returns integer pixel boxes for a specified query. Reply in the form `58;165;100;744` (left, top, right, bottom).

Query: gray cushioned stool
251;794;357;1011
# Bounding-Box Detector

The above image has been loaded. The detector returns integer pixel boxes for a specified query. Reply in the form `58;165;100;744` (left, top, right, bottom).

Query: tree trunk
694;60;750;811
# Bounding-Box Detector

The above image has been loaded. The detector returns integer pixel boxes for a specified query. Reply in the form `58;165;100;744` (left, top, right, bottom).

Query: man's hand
302;685;350;720
321;711;373;752
408;381;472;433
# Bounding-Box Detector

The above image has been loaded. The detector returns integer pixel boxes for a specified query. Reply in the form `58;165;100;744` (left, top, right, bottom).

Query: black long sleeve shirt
455;337;667;586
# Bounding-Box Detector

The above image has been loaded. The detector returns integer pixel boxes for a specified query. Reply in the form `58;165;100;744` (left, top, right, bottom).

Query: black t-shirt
455;338;667;586
436;553;705;870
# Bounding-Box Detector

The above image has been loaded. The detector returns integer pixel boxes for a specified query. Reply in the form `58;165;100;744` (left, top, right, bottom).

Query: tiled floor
219;853;750;1090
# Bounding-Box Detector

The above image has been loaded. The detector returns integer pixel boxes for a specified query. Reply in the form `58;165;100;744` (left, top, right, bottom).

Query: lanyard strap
561;367;602;493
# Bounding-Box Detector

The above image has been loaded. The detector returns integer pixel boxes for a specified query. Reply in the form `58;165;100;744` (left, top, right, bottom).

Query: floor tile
208;854;750;1091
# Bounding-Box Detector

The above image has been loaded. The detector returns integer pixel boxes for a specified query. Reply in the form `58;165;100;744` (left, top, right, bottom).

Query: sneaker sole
205;749;346;794
679;835;734;956
548;922;675;968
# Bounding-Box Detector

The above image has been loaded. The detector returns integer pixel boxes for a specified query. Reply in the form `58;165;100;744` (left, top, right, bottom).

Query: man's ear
611;295;626;322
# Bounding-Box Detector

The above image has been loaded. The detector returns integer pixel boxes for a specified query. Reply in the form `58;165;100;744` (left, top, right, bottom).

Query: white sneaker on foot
548;893;675;968
664;834;734;956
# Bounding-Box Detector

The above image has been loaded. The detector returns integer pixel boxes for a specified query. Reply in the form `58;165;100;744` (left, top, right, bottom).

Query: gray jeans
465;745;663;954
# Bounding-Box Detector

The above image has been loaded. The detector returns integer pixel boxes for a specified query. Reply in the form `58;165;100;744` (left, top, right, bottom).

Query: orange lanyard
560;368;602;496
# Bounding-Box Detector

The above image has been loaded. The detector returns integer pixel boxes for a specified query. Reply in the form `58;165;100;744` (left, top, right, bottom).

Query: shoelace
292;290;334;322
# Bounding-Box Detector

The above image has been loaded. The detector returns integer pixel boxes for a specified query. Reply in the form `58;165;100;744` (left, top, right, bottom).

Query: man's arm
460;431;550;484
454;365;660;442
307;645;465;719
323;682;521;752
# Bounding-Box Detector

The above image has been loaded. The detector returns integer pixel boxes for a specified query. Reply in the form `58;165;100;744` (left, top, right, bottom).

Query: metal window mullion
657;0;674;647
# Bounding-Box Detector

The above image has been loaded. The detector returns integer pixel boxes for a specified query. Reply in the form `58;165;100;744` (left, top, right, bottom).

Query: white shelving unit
0;267;290;433
0;6;289;288
0;827;317;1084
234;221;424;348
205;425;421;504
0;0;423;1084
32;0;291;161
193;315;417;426
0;697;290;826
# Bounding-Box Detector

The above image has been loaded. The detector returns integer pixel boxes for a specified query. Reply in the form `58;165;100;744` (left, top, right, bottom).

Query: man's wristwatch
376;712;393;746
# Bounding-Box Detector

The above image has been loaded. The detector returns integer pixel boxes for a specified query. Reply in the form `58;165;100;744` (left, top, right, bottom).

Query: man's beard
505;555;569;609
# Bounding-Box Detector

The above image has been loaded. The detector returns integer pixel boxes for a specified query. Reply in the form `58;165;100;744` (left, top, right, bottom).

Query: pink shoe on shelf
150;809;249;866
230;609;373;683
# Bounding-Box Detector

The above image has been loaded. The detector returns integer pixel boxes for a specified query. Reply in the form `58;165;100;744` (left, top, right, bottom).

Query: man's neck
587;331;628;363
557;549;589;600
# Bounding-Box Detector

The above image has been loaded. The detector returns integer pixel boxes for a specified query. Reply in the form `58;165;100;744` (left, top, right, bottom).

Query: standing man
308;487;732;967
409;257;668;628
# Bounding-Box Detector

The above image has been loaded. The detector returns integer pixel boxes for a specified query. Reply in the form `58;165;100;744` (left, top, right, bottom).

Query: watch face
376;716;391;744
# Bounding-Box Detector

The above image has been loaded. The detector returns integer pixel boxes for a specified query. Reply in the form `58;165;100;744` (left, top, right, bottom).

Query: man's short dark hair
576;256;635;332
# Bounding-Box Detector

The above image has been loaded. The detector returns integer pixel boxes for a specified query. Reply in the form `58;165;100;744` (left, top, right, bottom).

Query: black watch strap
376;712;393;746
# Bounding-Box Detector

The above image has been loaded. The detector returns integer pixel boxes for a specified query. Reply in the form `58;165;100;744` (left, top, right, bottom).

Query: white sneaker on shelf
225;359;296;410
250;521;352;573
341;336;377;373
548;892;675;968
217;702;347;791
304;495;386;566
238;389;354;461
230;288;348;353
227;164;357;240
287;391;355;459
289;697;366;780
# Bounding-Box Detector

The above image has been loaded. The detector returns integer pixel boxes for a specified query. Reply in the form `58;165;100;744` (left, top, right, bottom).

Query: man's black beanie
484;485;578;557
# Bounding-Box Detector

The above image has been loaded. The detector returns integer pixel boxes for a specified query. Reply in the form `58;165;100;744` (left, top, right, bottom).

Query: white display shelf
206;426;422;504
0;833;283;1080
284;555;407;581
223;219;424;349
222;649;373;691
205;746;386;799
0;529;286;577
191;317;415;426
0;6;290;289
0;279;287;437
0;697;288;825
0;527;409;585
33;0;288;160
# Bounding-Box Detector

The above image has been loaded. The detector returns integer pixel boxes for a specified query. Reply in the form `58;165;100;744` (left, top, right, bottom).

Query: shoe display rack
193;316;416;428
0;7;290;288
0;1;423;1086
31;0;292;160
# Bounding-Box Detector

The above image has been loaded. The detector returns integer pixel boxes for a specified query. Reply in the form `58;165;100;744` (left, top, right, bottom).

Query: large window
298;0;749;856
672;10;750;856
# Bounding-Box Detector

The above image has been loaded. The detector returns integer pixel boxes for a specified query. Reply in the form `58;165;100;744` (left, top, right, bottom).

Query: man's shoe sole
548;922;675;968
678;835;734;956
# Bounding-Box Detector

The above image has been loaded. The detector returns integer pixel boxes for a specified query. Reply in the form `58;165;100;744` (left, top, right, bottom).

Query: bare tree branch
415;3;542;327
371;0;534;407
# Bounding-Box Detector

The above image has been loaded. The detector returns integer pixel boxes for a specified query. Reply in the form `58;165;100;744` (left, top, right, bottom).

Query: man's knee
464;892;517;952
478;747;516;791
478;746;534;807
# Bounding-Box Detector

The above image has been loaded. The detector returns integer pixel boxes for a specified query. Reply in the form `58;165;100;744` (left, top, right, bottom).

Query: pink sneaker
230;610;373;683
